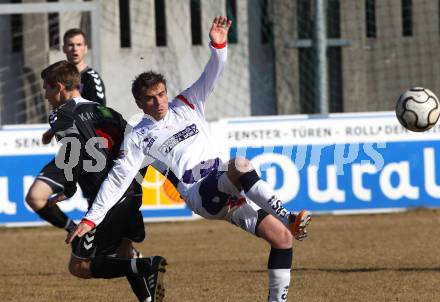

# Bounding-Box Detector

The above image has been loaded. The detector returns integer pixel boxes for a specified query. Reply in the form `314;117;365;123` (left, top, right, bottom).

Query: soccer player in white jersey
67;16;312;302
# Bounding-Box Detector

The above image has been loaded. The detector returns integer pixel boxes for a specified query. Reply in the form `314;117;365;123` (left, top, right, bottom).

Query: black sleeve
114;108;128;131
81;70;106;105
50;110;83;198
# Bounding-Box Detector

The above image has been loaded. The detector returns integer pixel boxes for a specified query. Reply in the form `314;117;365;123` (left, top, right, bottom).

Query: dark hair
41;60;81;91
131;71;167;100
63;28;88;45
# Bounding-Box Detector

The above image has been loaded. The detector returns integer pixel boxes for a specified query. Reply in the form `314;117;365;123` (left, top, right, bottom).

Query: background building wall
273;0;440;115
97;0;253;121
2;0;440;124
272;0;299;115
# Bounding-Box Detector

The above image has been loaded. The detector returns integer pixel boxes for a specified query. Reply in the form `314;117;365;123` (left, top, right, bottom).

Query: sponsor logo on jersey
143;136;156;150
158;123;199;155
78;111;99;122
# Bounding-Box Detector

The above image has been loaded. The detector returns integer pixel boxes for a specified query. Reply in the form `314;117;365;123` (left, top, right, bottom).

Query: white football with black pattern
395;87;440;132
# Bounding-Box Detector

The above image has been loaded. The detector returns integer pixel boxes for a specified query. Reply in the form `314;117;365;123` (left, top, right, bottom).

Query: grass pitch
1;208;440;301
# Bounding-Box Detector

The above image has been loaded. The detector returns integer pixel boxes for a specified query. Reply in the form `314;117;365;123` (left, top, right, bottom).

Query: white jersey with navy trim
85;43;227;226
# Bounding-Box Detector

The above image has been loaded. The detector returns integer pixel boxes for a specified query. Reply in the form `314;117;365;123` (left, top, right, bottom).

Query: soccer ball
395;87;440;132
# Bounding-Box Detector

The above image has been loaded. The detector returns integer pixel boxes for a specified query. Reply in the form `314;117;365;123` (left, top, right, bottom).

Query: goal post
0;1;101;126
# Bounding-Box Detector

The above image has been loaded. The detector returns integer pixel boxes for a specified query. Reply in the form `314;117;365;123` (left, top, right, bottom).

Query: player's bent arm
83;137;148;227
58;133;86;198
51;112;83;198
177;42;227;111
42;129;55;145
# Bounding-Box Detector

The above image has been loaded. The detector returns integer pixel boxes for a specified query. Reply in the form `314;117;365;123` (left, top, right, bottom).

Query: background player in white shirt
68;16;311;302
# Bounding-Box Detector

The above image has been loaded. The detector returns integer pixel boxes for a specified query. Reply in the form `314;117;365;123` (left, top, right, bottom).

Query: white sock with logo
268;269;290;302
220;170;291;226
244;179;290;226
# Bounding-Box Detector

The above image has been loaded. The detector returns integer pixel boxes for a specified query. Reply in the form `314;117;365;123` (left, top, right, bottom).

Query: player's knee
258;216;293;249
68;259;92;279
232;156;254;174
268;228;293;249
25;190;44;210
274;228;293;249
24;191;34;206
25;181;53;211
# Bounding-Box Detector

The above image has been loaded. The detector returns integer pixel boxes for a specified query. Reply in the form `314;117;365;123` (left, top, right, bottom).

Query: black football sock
268;247;292;269
126;274;150;302
90;256;151;279
36;203;70;229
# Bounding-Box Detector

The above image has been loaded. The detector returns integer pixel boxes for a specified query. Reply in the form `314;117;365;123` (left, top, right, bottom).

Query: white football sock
268;269;290;302
245;180;290;226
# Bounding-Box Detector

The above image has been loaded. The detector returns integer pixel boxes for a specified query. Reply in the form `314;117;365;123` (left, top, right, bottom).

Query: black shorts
35;159;65;193
71;196;145;259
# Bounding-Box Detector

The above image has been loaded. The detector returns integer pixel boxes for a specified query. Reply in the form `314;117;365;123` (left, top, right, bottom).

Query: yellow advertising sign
141;166;184;207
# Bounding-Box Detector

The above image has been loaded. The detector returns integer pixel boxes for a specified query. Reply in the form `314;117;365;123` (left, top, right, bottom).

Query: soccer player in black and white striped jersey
63;28;106;105
26;29;156;302
37;60;165;302
26;28;106;234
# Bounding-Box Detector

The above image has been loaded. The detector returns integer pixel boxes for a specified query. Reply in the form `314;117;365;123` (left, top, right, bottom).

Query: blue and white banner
2;112;440;226
0;125;193;227
213;112;440;214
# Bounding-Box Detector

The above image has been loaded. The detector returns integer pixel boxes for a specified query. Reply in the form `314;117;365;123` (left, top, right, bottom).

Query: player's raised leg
218;156;311;240
26;178;76;232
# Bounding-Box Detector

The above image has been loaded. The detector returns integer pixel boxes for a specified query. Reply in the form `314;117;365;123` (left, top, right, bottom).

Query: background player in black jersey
62;28;106;105
26;28;106;235
39;60;166;302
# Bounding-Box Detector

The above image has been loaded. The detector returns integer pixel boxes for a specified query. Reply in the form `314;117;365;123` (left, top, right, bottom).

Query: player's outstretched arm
176;16;231;109
209;16;232;45
66;135;150;245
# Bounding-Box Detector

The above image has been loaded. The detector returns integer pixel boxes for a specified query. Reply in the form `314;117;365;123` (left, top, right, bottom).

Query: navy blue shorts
36;159;65;193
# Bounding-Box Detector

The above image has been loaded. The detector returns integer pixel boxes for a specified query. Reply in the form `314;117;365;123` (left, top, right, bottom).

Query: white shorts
197;201;262;235
185;168;265;235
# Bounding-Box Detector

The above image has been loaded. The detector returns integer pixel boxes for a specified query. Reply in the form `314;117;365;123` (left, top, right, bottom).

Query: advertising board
213;112;440;213
0;125;192;226
2;112;439;226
